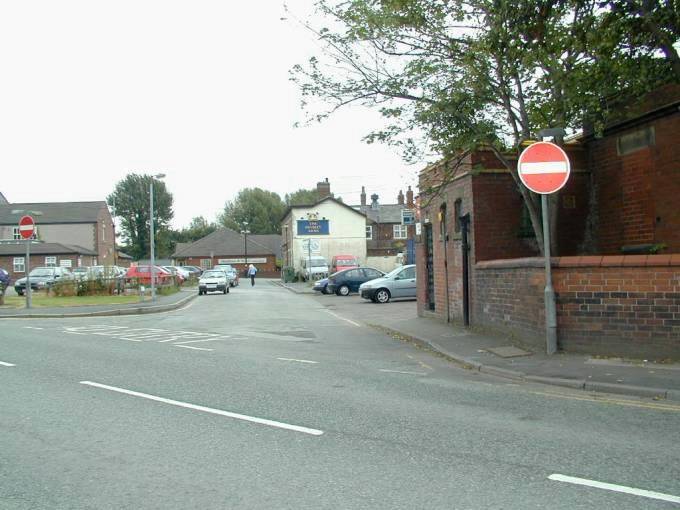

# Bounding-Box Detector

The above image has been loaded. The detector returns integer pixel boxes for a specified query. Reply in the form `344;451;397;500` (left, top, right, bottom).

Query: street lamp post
149;173;166;302
240;222;250;271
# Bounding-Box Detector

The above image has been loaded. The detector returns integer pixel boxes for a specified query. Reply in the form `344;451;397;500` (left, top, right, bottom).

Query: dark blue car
326;267;384;296
0;268;10;290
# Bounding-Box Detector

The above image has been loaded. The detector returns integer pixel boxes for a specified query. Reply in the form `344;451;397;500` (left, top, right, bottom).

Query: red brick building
0;242;97;282
172;228;280;277
416;85;680;358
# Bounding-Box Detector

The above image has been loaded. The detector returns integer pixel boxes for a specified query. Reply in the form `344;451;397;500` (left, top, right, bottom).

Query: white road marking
0;361;16;367
549;474;680;504
174;345;214;352
172;337;230;345
379;369;427;376
23;326;44;330
276;358;319;364
79;381;324;436
324;310;361;327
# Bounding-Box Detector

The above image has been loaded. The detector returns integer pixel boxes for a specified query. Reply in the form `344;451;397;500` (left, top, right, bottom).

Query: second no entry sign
518;141;571;194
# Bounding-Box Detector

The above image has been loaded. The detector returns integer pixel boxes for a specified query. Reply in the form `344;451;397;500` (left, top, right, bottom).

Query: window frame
393;224;408;239
45;256;57;267
13;257;25;273
366;225;373;240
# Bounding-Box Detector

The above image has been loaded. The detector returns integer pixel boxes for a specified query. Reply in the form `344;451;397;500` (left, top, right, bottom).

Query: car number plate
207;284;216;288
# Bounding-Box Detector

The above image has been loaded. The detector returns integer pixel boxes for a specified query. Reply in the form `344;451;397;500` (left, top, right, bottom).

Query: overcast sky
0;1;420;228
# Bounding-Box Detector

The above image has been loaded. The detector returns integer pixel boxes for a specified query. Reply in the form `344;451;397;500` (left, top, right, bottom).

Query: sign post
19;215;35;309
518;141;571;355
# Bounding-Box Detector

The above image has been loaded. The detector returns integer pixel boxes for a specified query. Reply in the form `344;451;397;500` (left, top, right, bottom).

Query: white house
281;195;367;275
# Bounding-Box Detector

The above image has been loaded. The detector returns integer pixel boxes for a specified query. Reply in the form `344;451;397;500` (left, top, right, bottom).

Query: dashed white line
0;361;16;367
173;337;230;345
174;345;214;352
276;358;319;364
324;310;361;327
549;474;680;504
379;369;427;376
24;326;44;330
79;381;323;436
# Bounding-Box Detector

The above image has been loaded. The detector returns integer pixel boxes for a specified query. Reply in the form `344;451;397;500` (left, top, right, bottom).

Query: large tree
107;174;174;260
291;0;676;254
285;188;321;206
218;188;286;234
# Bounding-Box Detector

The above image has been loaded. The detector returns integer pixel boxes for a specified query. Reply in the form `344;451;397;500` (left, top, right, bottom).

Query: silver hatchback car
359;264;416;303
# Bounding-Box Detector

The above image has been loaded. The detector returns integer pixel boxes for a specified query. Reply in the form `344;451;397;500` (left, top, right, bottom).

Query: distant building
172;228;280;276
0;242;98;281
0;200;116;273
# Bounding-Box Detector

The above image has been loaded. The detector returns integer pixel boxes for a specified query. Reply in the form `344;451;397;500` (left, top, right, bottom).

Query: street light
240;222;250;270
11;209;43;309
150;173;166;302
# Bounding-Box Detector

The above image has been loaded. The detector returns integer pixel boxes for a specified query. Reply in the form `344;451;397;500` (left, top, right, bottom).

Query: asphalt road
1;281;679;509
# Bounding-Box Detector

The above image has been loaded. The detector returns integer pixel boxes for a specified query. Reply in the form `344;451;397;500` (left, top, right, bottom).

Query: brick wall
180;255;278;277
473;255;680;358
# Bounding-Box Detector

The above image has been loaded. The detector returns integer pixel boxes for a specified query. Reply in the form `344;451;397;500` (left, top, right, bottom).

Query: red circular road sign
518;141;571;194
18;215;35;239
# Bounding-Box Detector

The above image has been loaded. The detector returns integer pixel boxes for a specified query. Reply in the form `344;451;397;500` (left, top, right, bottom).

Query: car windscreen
383;266;404;279
29;268;54;277
337;258;357;265
202;271;224;278
310;259;327;267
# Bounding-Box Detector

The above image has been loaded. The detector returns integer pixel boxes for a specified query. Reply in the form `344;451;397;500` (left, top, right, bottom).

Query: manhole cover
487;346;532;358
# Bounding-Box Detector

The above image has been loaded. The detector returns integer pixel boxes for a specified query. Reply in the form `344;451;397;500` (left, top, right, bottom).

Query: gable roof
282;196;366;222
0;192;8;205
0;201;107;225
172;227;277;258
0;242;97;256
354;203;406;224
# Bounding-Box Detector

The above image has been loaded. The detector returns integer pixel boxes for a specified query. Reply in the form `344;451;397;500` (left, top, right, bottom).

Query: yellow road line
529;390;680;412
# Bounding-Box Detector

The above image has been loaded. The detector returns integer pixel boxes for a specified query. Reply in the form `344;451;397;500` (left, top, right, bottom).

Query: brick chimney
360;186;366;206
406;186;414;207
316;178;331;198
370;193;379;210
397;189;404;205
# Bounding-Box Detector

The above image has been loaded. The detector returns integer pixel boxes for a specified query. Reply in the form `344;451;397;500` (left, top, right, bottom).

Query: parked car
124;265;172;286
225;267;239;287
326;267;385;296
198;269;229;295
301;256;329;281
213;265;236;287
162;265;186;284
359;264;416;303
313;277;329;294
0;267;10;291
14;266;74;295
72;266;91;281
180;265;202;277
330;255;359;274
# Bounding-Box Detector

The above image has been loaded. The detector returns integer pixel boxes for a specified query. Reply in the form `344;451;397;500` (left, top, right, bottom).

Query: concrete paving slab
487;346;533;358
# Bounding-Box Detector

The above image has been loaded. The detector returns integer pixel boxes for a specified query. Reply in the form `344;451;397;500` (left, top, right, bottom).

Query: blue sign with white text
297;219;330;235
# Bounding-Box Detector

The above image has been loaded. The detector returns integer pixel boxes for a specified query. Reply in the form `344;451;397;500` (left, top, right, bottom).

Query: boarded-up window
617;126;655;156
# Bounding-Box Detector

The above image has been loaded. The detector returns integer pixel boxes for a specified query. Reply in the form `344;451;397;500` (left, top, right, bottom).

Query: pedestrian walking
247;264;257;286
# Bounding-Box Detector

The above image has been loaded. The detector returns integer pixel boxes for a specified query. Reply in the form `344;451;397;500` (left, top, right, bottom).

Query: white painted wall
286;200;367;273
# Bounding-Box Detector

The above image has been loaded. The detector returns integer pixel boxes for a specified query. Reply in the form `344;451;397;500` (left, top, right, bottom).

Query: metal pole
542;194;558;354
25;240;31;309
150;180;156;302
244;231;248;265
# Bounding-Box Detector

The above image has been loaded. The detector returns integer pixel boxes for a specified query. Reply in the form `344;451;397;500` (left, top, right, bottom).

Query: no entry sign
518;141;571;194
18;215;35;239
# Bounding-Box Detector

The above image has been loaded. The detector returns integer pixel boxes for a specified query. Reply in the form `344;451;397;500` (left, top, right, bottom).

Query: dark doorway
424;224;435;310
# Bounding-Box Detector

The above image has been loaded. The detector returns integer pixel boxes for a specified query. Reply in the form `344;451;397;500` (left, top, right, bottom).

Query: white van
300;256;329;281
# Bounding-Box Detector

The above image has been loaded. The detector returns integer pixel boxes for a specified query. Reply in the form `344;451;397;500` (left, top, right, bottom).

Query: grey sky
0;1;419;228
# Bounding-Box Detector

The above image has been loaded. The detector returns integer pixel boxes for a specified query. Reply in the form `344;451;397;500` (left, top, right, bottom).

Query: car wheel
16;289;24;296
198;290;202;295
375;288;391;303
321;286;329;295
223;288;227;294
337;285;350;297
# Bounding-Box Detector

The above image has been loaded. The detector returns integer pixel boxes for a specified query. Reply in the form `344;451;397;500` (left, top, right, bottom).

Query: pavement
275;280;680;401
0;287;197;318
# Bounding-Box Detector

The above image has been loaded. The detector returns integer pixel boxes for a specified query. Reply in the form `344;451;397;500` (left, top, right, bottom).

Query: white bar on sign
520;161;568;174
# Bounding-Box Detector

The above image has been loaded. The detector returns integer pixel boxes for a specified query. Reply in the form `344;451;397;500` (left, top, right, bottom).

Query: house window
200;258;212;269
60;259;72;268
454;199;462;233
13;257;25;273
45;256;57;267
366;226;373;239
393;224;407;239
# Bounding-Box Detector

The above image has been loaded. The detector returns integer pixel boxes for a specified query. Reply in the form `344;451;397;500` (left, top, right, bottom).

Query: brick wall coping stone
475;254;680;270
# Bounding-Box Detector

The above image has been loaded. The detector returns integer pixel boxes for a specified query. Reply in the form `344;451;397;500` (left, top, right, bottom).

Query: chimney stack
370;193;379;210
397;189;404;205
360;186;366;206
316;178;331;198
406;186;414;207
